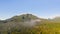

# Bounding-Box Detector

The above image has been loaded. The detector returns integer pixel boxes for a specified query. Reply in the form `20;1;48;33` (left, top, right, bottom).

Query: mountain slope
0;14;60;34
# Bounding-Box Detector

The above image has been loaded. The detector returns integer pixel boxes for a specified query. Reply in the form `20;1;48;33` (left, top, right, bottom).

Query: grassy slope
10;21;60;34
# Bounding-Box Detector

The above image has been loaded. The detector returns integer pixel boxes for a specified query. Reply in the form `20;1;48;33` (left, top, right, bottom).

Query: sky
0;0;60;20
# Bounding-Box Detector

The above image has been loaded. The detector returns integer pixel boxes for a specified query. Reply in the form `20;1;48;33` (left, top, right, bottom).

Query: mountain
6;14;40;22
0;14;60;34
0;14;43;34
50;17;60;22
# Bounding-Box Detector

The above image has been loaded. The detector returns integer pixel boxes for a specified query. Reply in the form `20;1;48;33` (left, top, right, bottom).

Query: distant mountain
51;17;60;22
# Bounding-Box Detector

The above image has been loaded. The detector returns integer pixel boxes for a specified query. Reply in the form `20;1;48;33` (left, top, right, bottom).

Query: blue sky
0;0;60;20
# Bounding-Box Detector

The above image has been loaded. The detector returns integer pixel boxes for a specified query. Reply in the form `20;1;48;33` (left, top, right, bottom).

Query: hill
0;14;60;34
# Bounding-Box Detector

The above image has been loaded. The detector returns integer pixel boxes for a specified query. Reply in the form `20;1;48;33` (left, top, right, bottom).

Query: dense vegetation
0;14;60;34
